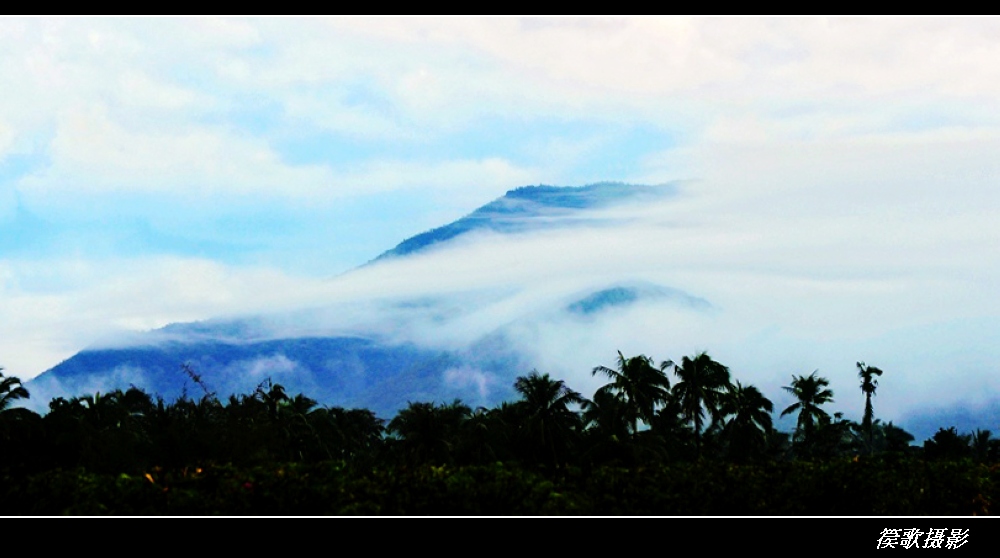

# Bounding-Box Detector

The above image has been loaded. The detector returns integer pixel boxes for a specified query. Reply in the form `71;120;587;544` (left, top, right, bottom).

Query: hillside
27;182;694;417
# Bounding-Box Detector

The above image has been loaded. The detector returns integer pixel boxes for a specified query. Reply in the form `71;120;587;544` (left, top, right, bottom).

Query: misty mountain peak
371;182;675;262
566;282;712;316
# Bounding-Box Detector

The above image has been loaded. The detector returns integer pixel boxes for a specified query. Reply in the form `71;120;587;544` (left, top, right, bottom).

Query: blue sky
3;18;1000;431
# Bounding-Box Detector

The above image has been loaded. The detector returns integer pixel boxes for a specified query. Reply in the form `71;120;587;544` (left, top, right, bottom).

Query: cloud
331;157;538;207
315;18;1000;112
9;178;1000;441
18;104;336;200
230;181;999;440
0;119;14;158
443;366;496;399
0;255;335;378
4;18;1000;441
206;354;320;399
241;354;301;380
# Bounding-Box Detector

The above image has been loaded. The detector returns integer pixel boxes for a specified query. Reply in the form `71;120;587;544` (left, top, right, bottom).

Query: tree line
0;352;996;476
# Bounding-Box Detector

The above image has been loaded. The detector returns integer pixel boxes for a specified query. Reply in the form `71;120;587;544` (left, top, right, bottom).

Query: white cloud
13;98;538;215
4;17;1000;438
443;366;495;399
315;18;1000;106
15;104;334;200
335;157;538;206
0;256;335;378
0;119;14;158
116;71;201;110
182;17;263;50
242;354;300;380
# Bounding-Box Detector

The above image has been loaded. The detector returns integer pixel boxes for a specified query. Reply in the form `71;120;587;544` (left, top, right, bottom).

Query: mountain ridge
26;182;694;417
370;182;675;262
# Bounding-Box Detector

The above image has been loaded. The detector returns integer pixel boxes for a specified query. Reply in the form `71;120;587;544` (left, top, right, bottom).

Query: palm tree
781;371;834;450
923;426;972;461
0;368;33;452
581;388;631;443
580;388;635;465
592;351;672;434
971;429;996;463
272;393;321;461
646;392;697;463
387;400;471;465
513;371;584;466
0;368;29;413
880;421;915;454
335;407;385;459
856;361;884;450
255;379;289;421
461;401;523;465
718;380;774;461
672;352;732;456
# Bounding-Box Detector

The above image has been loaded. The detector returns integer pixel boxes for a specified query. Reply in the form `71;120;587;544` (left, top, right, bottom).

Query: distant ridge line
368;181;675;264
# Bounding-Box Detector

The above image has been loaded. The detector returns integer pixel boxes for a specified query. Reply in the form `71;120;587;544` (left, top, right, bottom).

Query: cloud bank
2;18;1000;440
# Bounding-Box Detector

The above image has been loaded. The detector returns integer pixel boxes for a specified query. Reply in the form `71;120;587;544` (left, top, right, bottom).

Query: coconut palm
781;371;834;448
462;401;524;465
672;352;732;456
718;380;774;461
581;388;631;442
923;426;972;461
880;421;915;454
0;368;34;454
592;351;672;434
0;368;29;413
387;400;471;465
971;429;997;463
255;379;289;421
579;387;635;465
301;406;377;463
856;361;884;450
645;393;697;463
512;371;584;465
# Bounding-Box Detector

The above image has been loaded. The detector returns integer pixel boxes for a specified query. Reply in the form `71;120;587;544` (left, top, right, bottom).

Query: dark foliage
1;354;996;515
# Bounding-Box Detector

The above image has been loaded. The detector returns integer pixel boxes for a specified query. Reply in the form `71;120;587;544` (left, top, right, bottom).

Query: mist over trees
1;353;998;515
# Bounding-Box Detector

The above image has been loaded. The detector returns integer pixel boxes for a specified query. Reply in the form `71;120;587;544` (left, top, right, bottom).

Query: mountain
28;335;526;415
372;182;674;261
26;182;705;419
566;283;711;316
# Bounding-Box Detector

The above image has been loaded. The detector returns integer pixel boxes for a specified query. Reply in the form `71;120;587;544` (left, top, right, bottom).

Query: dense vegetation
1;354;998;515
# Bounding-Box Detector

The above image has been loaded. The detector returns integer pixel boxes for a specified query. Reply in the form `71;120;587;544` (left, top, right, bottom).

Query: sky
3;17;1000;436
